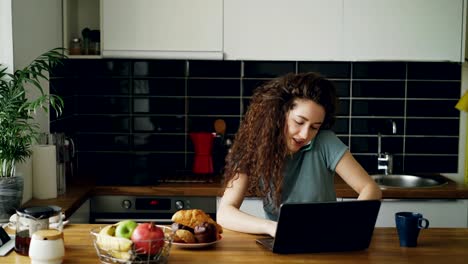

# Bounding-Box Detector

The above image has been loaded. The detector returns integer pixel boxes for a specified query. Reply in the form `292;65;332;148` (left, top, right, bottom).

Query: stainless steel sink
370;174;449;188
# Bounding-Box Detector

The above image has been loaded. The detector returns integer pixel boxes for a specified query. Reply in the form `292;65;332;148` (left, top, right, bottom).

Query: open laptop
256;200;381;254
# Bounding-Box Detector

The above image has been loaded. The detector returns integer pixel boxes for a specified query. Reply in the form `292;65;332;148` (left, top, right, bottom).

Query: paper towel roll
15;157;32;204
32;145;57;199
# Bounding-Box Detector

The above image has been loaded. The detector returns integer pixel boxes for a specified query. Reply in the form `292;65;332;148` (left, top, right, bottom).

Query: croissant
174;229;196;243
171;209;223;234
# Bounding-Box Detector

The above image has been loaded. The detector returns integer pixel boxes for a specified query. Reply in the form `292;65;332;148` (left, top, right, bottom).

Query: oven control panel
89;195;216;223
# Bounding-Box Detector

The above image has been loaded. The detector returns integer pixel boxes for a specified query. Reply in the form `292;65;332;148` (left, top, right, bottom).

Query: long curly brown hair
223;72;338;206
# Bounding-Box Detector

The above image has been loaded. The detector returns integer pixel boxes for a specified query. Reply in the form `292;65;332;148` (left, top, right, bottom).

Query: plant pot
0;176;24;222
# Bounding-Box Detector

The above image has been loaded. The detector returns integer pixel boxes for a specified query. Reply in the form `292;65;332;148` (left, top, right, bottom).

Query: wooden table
3;224;468;263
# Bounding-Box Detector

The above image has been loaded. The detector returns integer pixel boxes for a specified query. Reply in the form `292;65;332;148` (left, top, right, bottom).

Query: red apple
130;222;165;255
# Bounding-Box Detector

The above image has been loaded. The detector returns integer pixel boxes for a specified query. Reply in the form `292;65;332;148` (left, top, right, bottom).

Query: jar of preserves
69;38;81;55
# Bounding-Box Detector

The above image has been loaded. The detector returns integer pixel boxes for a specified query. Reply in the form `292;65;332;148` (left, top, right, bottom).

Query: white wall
4;0;62;204
0;0;13;73
11;0;63;134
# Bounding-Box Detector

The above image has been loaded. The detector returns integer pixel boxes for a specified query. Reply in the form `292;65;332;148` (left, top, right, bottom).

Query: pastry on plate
171;209;222;243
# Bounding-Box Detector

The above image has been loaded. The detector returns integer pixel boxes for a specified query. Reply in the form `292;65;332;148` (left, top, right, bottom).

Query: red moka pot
190;132;215;174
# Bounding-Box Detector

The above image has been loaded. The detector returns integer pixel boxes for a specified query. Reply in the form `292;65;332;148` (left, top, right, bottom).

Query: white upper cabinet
102;0;223;59
343;0;465;61
224;0;344;61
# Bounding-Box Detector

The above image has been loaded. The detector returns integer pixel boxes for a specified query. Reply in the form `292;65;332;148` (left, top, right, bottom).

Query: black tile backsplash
407;81;461;99
298;62;350;78
244;61;296;78
352;81;405;98
407;62;461;80
133;98;185;114
353;62;406;79
189;61;241;77
133;60;185;77
133;79;185;96
133;116;185;133
50;60;462;184
406;119;459;136
187;79;241;97
406;99;459;117
76;78;130;95
351;100;405;116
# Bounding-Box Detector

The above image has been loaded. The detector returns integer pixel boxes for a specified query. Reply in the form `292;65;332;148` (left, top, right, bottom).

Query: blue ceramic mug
395;212;429;247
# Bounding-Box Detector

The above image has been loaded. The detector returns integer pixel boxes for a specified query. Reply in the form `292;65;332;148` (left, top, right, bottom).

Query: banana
96;233;133;252
99;225;116;236
109;250;132;261
96;225;133;260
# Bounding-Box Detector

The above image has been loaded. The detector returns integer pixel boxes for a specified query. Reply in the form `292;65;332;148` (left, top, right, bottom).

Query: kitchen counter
334;176;468;199
3;224;468;263
21;176;468;220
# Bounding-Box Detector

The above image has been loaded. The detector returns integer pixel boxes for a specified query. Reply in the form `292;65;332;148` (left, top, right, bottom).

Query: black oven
90;195;217;224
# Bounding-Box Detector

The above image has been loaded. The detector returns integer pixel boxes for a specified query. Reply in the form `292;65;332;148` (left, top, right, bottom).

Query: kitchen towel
15;157;32;204
32;145;57;199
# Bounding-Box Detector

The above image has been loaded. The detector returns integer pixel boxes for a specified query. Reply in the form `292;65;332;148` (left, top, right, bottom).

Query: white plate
172;236;222;249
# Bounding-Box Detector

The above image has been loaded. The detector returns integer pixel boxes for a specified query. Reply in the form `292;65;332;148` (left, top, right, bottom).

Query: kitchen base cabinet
69;199;90;224
375;199;468;228
219;197;468;227
239;198;265;219
217;197;266;219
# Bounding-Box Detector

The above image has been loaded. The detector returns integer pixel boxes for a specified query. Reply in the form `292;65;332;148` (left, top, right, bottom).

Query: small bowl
90;225;174;264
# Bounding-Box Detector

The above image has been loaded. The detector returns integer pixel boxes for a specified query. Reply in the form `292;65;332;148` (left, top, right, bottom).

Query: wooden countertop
334;176;468;199
21;176;468;220
3;224;468;263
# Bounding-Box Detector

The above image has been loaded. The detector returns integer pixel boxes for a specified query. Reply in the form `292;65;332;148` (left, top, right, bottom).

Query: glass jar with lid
14;206;62;256
69;38;81;55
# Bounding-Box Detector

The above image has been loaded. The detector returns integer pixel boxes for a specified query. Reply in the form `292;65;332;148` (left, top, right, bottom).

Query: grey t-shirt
263;130;347;220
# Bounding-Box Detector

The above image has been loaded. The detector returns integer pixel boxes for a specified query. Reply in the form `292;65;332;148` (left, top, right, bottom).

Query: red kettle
190;132;215;174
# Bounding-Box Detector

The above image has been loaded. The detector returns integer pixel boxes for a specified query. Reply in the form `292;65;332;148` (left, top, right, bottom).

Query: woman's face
285;98;325;153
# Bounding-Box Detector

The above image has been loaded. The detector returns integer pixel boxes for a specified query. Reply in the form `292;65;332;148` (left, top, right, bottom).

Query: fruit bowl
90;225;174;264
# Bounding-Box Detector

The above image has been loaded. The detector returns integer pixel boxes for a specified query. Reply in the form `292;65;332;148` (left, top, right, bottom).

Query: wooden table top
3;224;468;264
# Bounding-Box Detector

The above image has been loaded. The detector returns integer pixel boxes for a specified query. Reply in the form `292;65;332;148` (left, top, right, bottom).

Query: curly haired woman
217;72;382;237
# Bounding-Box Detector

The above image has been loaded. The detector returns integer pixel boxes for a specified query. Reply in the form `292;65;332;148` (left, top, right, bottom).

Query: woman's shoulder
316;130;338;141
314;130;346;150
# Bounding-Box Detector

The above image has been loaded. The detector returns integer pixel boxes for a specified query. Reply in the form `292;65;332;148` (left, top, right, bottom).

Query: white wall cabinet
343;0;465;61
224;0;344;61
375;199;468;228
102;0;223;59
224;0;466;62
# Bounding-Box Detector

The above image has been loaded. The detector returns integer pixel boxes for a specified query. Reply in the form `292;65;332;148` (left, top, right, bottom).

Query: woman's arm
335;151;382;200
217;173;277;237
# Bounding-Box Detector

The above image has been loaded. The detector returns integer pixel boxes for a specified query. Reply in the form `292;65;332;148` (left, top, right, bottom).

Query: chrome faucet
377;121;397;175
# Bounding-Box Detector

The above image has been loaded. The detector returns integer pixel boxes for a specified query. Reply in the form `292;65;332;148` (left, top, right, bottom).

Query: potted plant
0;48;66;222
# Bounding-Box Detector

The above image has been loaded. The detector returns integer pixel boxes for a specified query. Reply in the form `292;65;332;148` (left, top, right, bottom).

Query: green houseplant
0;48;66;221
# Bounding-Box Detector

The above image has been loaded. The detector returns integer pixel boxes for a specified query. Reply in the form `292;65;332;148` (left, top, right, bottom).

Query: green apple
115;220;138;239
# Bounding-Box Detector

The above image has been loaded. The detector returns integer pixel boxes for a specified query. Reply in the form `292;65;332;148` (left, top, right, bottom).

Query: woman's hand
265;220;278;237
